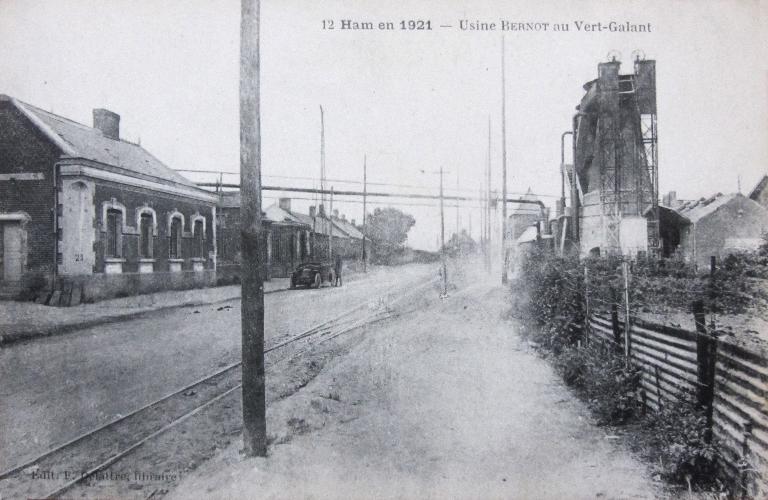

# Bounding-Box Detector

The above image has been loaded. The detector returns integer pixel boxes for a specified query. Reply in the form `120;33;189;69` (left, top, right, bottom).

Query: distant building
655;193;768;268
263;199;313;277
214;196;368;279
748;174;768;209
329;209;368;261
0;95;218;303
506;188;545;243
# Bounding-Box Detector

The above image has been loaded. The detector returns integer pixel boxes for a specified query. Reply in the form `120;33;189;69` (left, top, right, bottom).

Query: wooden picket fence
587;313;768;497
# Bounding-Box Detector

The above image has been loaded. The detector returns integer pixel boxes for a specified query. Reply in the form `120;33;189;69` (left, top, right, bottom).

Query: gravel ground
168;263;658;500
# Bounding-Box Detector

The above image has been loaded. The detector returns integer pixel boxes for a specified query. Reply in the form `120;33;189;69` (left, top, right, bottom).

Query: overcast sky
1;0;766;250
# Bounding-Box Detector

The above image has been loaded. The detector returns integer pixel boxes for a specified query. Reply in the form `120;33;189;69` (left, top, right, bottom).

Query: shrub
553;346;642;425
640;399;720;488
580;347;642;425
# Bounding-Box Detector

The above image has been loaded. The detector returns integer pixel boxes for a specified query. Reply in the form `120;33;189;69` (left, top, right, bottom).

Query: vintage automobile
290;262;336;289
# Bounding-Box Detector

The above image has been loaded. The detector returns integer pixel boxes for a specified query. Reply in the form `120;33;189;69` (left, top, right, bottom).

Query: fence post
709;256;717;331
621;261;632;367
739;419;754;498
610;285;621;346
583;263;590;346
693;299;717;439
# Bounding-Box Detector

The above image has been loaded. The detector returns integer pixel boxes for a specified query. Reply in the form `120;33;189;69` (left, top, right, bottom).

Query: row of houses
217;193;368;279
511;182;768;270
0;95;366;304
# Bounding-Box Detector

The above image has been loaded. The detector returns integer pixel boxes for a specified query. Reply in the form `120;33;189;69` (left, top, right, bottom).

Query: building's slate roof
333;218;364;239
675;193;737;223
516;225;539;243
10;97;198;189
749;175;768;202
264;204;307;226
509;188;542;216
218;191;241;209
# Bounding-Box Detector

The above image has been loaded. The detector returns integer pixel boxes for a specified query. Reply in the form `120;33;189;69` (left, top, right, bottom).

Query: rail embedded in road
0;273;438;499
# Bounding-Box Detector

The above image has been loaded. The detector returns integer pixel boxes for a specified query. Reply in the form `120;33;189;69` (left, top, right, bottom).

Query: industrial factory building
566;56;659;258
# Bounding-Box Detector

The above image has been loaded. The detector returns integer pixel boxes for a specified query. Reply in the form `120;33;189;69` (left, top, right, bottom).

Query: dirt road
0;264;434;472
169;276;657;499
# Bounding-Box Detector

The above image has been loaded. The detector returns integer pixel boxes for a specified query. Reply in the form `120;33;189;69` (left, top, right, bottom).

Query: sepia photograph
0;0;767;498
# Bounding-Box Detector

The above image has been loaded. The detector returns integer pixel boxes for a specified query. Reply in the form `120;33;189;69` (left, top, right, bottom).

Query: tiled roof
675;193;735;223
509;188;543;216
332;218;364;239
516;225;539;243
749;175;768;201
218;191;241;208
10;97;199;189
263;204;307;226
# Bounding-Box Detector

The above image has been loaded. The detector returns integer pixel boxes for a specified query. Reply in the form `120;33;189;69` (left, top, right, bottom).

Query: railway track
0;275;436;499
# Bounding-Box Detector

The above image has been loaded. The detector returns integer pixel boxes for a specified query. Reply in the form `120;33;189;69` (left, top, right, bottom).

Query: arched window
140;213;154;258
105;209;122;258
194;219;204;258
170;217;182;259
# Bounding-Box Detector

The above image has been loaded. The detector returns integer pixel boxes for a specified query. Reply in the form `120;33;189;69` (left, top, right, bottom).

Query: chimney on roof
351;219;356;226
333;209;339;219
318;204;326;217
93;108;120;140
279;198;291;212
663;191;678;207
309;206;316;218
341;214;347;222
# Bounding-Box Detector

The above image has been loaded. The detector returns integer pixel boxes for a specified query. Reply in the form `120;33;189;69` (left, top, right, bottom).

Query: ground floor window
140;213;153;258
106;209;122;257
194;219;204;258
170;217;182;259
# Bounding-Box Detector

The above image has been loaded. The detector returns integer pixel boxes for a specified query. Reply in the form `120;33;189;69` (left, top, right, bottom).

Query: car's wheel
312;273;321;289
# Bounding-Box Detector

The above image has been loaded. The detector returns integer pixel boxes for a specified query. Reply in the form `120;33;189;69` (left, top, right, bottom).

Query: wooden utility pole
500;37;509;284
362;156;367;272
320;105;326;208
239;0;266;457
479;186;485;263
456;170;460;244
440;166;448;296
486;116;492;273
329;186;334;260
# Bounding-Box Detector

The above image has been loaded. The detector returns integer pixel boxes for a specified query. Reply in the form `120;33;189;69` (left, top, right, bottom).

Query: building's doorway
1;221;25;283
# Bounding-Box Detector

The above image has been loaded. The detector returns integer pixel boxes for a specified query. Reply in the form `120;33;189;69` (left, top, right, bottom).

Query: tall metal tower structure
572;52;658;257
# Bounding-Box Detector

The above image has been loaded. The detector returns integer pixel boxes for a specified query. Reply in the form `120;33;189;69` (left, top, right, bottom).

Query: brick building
0;95;218;302
215;194;310;279
215;194;368;279
655;193;768;268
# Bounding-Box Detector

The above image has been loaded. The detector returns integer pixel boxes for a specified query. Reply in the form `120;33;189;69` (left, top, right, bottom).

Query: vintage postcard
0;1;766;498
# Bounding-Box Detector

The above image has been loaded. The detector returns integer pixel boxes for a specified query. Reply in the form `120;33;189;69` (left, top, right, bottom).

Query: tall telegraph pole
456;170;460;244
486;116;492;273
329;186;334;259
500;36;509;284
240;0;266;457
440;166;448;296
319;106;326;209
362;155;367;272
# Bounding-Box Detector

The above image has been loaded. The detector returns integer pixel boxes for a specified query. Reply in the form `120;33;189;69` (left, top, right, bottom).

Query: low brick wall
58;270;217;304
